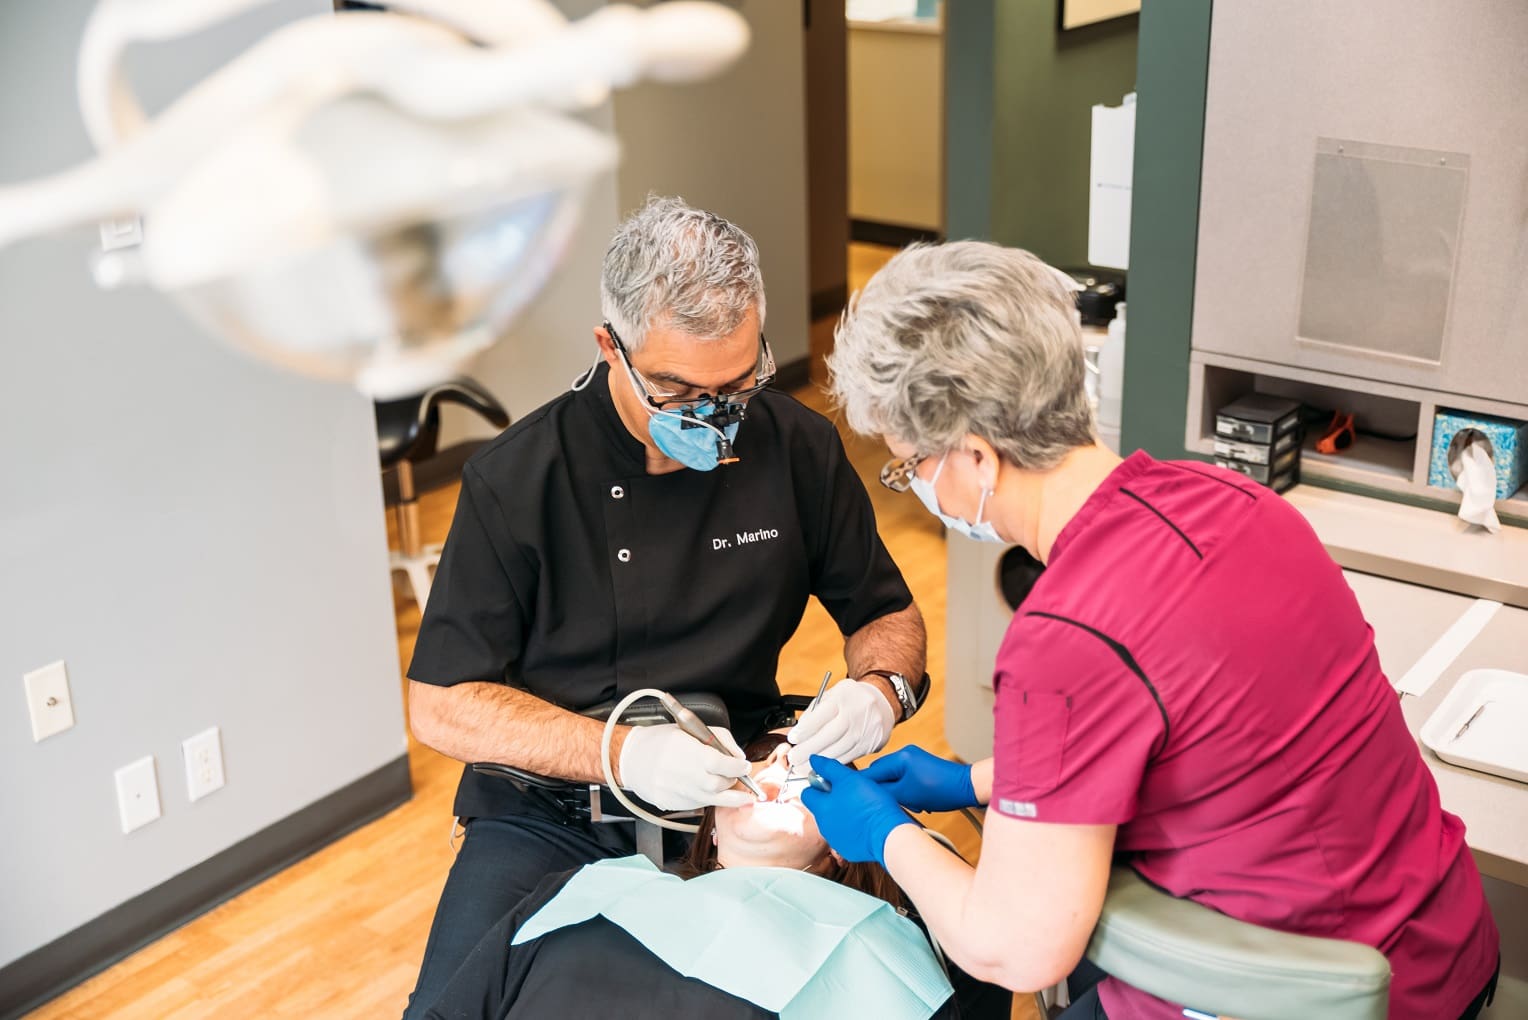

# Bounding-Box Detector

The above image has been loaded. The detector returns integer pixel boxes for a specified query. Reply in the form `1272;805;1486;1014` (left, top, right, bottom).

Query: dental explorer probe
654;691;767;800
808;669;832;712
782;670;836;793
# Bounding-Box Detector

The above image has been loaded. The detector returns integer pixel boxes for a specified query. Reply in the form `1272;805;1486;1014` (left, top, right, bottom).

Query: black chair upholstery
375;377;510;469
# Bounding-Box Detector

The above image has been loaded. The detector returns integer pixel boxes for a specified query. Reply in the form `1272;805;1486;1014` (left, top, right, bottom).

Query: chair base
390;544;443;611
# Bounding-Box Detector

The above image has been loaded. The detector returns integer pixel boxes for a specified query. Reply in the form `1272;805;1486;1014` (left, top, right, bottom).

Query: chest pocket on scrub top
1013;691;1071;798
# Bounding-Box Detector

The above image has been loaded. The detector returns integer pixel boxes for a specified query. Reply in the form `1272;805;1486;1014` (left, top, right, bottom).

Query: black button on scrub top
408;363;913;820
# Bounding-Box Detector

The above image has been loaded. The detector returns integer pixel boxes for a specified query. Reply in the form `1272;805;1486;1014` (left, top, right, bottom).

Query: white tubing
599;688;704;834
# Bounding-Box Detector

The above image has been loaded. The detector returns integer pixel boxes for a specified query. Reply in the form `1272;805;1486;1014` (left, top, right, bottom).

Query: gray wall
441;0;810;445
0;0;403;969
611;0;811;369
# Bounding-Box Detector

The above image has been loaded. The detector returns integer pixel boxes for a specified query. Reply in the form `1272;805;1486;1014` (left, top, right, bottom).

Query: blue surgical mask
617;359;741;471
643;399;741;472
576;349;745;471
909;455;1004;543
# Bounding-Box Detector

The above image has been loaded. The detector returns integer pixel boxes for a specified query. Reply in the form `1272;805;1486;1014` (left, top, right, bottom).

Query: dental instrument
783;670;835;791
808;669;832;712
654;691;766;801
595;688;767;834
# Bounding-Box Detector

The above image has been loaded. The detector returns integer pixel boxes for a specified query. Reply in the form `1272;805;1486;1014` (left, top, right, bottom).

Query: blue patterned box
1427;410;1527;500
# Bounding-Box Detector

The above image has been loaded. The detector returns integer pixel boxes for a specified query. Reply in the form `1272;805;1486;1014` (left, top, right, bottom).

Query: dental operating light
0;0;749;397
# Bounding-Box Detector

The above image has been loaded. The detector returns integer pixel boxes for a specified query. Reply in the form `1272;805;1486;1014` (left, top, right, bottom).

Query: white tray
1419;669;1528;784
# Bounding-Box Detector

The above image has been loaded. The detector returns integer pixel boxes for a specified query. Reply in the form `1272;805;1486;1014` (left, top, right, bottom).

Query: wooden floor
29;244;1041;1020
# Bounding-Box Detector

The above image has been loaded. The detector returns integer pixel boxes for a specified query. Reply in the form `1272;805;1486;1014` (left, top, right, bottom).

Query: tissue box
1427;410;1528;500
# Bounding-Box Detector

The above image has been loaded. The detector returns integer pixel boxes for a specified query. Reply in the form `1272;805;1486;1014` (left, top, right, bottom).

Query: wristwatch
858;669;931;721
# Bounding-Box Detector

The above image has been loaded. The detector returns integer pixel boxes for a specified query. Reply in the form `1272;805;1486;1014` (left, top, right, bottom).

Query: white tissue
1454;434;1500;533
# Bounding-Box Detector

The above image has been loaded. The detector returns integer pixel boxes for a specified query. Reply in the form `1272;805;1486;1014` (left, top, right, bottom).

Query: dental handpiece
657;693;766;800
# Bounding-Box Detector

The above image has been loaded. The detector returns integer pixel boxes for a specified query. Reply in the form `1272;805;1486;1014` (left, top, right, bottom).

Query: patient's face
713;732;830;872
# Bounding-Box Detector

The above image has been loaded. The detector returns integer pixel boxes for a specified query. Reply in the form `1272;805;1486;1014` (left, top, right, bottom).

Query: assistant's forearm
970;758;995;804
882;828;983;972
844;603;927;718
408;680;629;784
882;826;1042;991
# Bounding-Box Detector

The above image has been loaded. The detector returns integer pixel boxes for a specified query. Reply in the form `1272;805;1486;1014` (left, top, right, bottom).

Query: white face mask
908;454;1005;543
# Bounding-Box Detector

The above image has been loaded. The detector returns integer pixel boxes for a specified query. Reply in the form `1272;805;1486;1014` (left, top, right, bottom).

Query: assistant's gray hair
828;241;1094;471
600;195;766;350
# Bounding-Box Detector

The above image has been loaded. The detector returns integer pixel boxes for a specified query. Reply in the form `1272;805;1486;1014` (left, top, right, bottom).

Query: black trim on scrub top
1169;462;1258;501
1022;611;1171;746
1119;488;1202;560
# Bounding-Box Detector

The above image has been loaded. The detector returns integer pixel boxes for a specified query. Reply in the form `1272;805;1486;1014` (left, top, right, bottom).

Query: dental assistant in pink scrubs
802;241;1500;1020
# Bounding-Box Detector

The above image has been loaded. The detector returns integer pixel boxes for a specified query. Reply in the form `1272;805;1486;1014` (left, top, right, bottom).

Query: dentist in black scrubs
399;196;930;1019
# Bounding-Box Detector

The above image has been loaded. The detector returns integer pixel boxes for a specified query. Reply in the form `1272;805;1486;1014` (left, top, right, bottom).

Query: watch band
858;669;931;720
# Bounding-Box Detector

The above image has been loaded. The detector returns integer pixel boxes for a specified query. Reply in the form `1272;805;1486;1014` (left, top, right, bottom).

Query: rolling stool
375;378;510;611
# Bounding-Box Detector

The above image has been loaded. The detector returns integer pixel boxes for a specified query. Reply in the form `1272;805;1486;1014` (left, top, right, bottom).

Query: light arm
2;0;744;253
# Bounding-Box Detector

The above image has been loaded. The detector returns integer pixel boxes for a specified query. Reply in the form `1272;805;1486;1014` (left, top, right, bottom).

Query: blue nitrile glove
800;755;917;865
863;745;978;813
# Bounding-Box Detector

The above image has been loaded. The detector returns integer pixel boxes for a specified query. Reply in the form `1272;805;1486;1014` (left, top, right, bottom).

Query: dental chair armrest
1086;866;1390;1020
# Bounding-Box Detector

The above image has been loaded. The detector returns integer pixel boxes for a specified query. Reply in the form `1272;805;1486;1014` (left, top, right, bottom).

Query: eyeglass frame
604;321;776;412
879;452;931;493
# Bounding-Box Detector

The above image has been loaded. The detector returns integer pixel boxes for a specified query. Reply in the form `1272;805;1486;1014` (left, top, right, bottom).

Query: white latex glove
618;723;755;810
786;678;895;767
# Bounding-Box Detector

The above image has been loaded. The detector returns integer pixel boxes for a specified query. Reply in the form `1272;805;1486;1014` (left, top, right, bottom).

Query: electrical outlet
182;727;225;802
24;660;76;742
114;756;161;834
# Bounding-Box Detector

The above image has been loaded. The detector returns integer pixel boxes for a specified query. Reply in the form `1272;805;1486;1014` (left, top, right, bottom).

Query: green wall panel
944;0;995;240
1119;1;1213;460
990;6;1138;267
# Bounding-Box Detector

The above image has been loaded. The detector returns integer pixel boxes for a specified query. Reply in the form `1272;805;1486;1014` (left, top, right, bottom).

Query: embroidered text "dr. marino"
712;528;781;550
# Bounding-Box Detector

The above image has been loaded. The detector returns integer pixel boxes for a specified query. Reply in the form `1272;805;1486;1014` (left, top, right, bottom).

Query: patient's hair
676;733;904;907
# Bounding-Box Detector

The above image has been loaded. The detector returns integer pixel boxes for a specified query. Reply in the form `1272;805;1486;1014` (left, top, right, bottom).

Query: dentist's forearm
844;603;926;721
408;679;629;784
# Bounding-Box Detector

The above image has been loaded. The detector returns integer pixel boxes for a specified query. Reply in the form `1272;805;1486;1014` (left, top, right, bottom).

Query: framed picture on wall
1059;0;1140;30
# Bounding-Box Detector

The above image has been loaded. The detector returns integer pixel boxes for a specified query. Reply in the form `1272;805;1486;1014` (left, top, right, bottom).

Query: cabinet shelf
1185;351;1528;525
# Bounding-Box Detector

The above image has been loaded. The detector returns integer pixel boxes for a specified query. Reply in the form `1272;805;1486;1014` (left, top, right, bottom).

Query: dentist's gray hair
600;195;766;350
828;241;1095;471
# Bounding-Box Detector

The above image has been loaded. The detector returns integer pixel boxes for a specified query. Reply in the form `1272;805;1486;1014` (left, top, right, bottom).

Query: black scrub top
408;363;913;819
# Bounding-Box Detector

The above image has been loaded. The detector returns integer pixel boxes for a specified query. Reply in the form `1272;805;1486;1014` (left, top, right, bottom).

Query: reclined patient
422;732;1006;1019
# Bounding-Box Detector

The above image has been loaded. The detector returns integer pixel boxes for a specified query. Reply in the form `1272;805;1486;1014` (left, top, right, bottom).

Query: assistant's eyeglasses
879;452;930;492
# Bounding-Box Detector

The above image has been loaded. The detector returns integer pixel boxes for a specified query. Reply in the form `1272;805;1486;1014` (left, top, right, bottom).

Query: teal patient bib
513;855;952;1019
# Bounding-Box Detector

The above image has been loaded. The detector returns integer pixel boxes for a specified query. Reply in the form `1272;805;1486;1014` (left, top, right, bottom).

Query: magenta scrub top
989;451;1498;1020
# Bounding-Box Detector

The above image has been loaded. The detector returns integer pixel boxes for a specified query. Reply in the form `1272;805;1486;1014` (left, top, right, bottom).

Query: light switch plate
24;661;75;742
115;756;161;834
